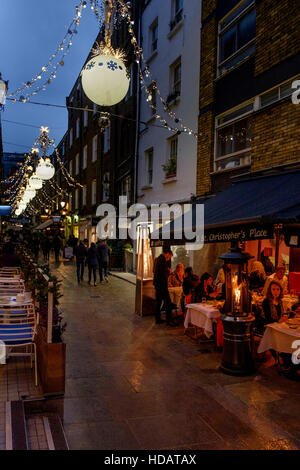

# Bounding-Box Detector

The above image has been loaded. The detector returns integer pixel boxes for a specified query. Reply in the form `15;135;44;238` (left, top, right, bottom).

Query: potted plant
162;156;177;179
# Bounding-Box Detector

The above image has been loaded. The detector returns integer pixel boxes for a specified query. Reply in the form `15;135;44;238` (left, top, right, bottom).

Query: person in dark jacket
87;243;98;286
97;240;110;283
194;272;218;302
41;236;51;262
53;234;62;262
153;247;176;325
182;267;200;298
74;241;87;284
0;243;21;267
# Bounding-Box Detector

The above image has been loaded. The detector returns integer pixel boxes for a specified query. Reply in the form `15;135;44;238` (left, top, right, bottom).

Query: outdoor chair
0;305;38;386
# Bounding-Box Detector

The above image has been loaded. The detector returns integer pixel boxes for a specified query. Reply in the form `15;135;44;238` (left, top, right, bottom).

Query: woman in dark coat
194;272;218;302
87;243;98;286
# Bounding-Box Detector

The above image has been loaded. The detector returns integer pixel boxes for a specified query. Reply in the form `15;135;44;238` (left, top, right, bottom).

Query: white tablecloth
184;303;221;338
0;295;32;307
252;294;298;312
168;287;182;307
258;322;300;354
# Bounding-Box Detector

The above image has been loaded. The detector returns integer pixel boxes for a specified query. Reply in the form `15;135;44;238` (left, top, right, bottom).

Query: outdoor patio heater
135;223;156;316
219;243;255;376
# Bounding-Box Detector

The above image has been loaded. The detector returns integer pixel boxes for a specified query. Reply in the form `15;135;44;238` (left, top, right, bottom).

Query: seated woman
194;272;218;302
182;267;200;299
249;261;266;291
168;263;184;287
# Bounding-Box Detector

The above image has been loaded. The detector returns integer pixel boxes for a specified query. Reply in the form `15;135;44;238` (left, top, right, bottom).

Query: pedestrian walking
87;242;98;286
53;233;62;262
31;234;40;260
41;236;51;262
153;247;177;326
74;241;87;284
97;239;110;283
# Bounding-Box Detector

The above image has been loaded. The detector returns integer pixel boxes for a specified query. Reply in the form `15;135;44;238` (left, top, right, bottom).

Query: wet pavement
50;259;300;450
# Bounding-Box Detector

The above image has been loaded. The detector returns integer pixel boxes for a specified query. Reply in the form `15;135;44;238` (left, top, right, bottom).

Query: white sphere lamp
29;174;43;190
36;158;55;180
81;54;130;107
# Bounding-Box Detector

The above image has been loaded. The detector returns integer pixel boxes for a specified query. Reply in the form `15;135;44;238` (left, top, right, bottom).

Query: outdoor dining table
184;302;223;338
168;286;183;308
257;322;300;355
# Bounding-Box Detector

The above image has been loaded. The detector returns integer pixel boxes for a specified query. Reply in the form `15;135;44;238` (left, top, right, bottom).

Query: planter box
165;172;176;179
36;325;66;396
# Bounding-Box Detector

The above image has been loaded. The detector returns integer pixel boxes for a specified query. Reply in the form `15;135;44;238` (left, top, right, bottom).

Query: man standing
97;239;110;283
74;241;87;284
153;247;176;326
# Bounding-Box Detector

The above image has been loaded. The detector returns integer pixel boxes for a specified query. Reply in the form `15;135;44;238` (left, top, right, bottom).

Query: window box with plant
162;155;177;178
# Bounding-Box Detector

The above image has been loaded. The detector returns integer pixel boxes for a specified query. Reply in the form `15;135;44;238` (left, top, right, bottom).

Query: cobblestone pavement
49;259;300;450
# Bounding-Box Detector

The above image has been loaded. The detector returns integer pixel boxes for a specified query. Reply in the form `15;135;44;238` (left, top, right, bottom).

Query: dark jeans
76;261;85;281
155;287;172;323
88;265;97;283
54;248;60;262
99;261;108;282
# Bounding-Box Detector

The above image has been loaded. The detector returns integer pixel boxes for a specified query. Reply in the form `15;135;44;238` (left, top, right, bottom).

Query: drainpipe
133;2;142;204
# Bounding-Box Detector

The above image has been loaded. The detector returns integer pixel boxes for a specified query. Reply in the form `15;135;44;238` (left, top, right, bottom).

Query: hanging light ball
81;54;130;107
23;188;36;201
29;174;43;189
36;158;55;180
15;208;22;216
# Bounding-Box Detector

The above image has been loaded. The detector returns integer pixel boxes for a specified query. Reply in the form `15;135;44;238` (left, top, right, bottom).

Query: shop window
215;116;252;172
218;0;255;76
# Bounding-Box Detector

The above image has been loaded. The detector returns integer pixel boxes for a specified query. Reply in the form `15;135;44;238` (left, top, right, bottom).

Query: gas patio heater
219;243;255;376
135;223;156;316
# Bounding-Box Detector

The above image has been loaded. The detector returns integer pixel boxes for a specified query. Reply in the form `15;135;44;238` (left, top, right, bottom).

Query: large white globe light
36;158;55;180
81;54;130;107
15;209;22;216
29;174;43;189
23;188;36;201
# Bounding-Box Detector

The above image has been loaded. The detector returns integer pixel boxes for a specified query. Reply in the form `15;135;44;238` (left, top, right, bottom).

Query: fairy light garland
8;0;89;102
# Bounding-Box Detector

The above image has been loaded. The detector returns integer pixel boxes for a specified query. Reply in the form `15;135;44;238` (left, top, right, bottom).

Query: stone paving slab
49;259;300;450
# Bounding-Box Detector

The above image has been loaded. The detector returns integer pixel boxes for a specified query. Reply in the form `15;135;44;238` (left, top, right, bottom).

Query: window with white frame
69;160;73;176
170;0;183;30
215;111;252;172
169;59;181;100
69;128;73;148
164;136;177;177
218;0;256;76
103;125;111;153
150;19;158;54
84;106;88;127
76;118;80;138
148;81;157;115
75;153;79;174
75;188;79;209
91;179;97;205
145;148;153;185
83;145;87;169
103;172;110;202
92;135;98;162
260;78;297;108
82;185;87;206
120;176;132;203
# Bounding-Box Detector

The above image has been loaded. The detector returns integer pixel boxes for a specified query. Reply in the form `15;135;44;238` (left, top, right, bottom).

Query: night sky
0;0;100;155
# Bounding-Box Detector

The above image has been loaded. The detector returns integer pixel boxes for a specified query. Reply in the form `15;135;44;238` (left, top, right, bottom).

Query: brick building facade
197;0;300;196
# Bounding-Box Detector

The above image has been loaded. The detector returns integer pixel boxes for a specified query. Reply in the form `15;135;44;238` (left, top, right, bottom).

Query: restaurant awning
34;219;53;231
151;169;300;245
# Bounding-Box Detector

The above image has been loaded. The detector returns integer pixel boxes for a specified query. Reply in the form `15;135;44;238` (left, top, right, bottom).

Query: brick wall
255;0;300;76
196;111;214;195
252;100;300;171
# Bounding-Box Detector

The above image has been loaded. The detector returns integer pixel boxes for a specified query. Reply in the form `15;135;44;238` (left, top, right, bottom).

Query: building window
120;175;132;203
91;179;97;205
215;116;252;172
92;135;97;162
103;172;110;202
75;189;79;210
75;153;79;175
150;19;158;54
170;0;183;30
84;107;88;127
82;185;87;206
145;148;153;185
163;136;177;177
69;160;73;176
260;78;297;108
69;128;73;148
218;0;256;76
148;81;157;115
168;59;181;103
103;125;111;153
83;145;87;169
76;118;80;139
